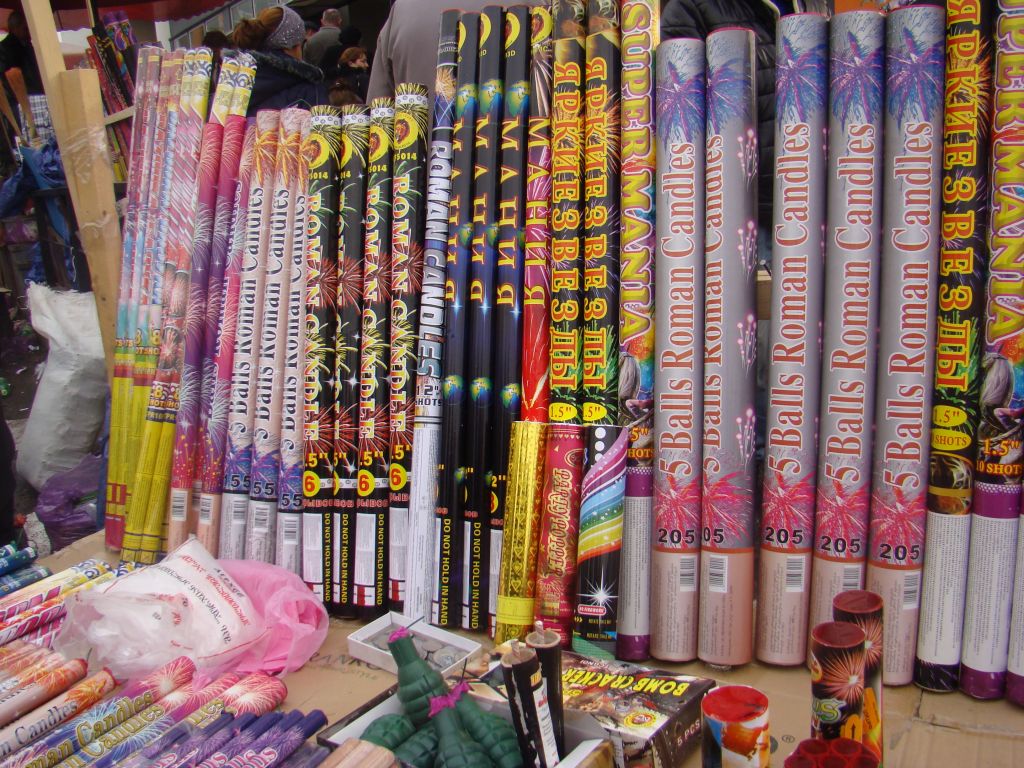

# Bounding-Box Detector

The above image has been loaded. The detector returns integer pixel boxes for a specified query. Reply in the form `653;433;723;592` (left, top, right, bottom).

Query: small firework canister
833;590;883;763
699;28;758;668
701;685;770;768
787;738;880;768
809;621;866;742
526;620;565;757
501;642;561;768
652;37;704;663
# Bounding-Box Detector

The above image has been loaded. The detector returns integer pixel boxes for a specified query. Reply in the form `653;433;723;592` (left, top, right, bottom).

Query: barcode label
231;497;248;522
198;496;214;524
708;555;727;593
679;555;697;592
252;504;270;533
785;556;806;593
170;491;188;522
842;565;862;592
903;571;921;609
281;516;300;544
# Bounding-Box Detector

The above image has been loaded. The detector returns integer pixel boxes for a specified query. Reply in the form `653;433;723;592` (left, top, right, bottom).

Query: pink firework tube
0;659;86;728
616;0;659;663
699;28;758;668
0;571;116;646
809;11;885;639
0;650;59;691
651;36;704;663
964;4;1024;702
756;13;828;667
221;111;280;560
0;670;116;761
22;618;64;649
865;3;943;687
195;55;258;556
0;561;109;624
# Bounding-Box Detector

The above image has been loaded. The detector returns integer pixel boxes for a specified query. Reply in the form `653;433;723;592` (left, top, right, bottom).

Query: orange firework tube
0;658;86;728
809;622;866;742
701;685;770;768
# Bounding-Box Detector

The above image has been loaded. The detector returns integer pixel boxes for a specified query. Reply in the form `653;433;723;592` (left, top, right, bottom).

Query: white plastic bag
55;539;269;680
16;284;108;489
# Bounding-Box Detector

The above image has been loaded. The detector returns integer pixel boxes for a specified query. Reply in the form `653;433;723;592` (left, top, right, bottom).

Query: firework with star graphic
653;36;703;664
834;590;884;760
866;3;943;687
221;110;280;560
916;0;992;695
810;621;866;741
405;12;459;623
756;13;827;668
698;28;757;668
810;10;884;644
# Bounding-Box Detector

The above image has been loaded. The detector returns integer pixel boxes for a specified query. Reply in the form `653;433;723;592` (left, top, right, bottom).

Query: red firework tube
301;106;342;599
784;755;815;768
332;105;369;613
865;3;944;687
521;5;553;424
616;0;659;663
915;0;993;693
389;82;429;613
809;10;885;639
488;5;531;633
794;738;828;760
699;28;757;668
964;5;1024;703
355;98;394;620
809;621;866;742
433;12;481;629
701;685;770;768
833;590;883;762
652;36;704;663
757;12;828;667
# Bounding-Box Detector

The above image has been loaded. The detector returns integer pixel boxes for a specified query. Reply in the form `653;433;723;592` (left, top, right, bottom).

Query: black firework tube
332;105;370;614
433;12;481;628
355;98;394;619
915;0;993;693
389;82;430;613
501;642;562;767
488;5;532;633
302;106;341;602
526;620;565;757
461;4;505;632
406;10;459;623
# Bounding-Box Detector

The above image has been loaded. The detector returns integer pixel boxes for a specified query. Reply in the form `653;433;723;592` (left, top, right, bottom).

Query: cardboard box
347;611;482;677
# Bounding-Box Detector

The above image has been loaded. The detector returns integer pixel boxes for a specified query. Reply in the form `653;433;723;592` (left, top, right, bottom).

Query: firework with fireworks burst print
756;13;827;668
809;10;884;642
220;111;280;560
866;4;943;687
652;36;703;664
809;621;866;741
916;0;992;695
0;658;86;729
834;590;883;761
405;11;459;623
698;28;757;668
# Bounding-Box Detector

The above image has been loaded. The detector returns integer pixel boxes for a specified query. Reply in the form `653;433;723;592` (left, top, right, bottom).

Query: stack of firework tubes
83;13;137;181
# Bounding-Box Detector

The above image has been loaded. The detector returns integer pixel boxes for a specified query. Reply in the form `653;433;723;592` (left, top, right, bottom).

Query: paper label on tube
961;515;1018;674
916;512;970;666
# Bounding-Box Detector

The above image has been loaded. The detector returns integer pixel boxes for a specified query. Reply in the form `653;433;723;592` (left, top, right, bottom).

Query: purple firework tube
866;3;943;687
699;27;758;668
915;0;993;693
809;10;885;640
652;36;704;663
756;12;828;667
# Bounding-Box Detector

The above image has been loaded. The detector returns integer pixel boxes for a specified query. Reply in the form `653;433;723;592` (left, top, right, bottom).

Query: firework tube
533;0;586;648
501;643;560;767
525;620;565;757
0;567;50;597
389;82;429;613
221;110;280;559
0;659;86;728
809;11;885;636
239;710;327;768
155;712;258;768
331;105;370;612
196;711;303;768
300;106;342;597
651;37;704;663
865;3;943;687
0;670;116;760
915;0;993;693
488;4;531;634
756;13;828;667
699;28;758;668
1009;498;1024;705
245;108;306;564
809;622;866;741
278;743;329;768
495;422;548;643
190;712;282;768
0;571;116;646
521;5;553;424
354;98;394;619
833;590;883;761
616;0;659;663
961;5;1024;702
432;13;480;628
0;549;36;578
701;685;770;768
0;654;65;698
132;712;233;768
405;11;459;622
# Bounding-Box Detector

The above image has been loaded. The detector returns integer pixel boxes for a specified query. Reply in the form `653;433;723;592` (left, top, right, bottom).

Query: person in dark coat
233;5;327;115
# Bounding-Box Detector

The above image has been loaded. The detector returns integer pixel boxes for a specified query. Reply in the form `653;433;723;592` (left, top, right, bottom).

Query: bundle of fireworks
83;16;135;181
784;738;879;768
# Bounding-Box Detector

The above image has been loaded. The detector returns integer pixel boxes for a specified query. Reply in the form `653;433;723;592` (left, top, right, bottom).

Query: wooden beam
104;105;135;126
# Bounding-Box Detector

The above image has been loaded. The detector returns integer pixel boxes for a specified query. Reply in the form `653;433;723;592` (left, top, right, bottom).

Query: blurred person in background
304;8;343;67
335;46;369;101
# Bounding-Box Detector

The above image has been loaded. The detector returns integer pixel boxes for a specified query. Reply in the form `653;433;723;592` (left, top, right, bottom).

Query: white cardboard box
346;612;482;677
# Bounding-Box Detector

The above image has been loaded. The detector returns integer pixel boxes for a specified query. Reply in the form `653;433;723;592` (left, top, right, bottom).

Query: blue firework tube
0;548;36;578
0;566;50;597
433;11;481;629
